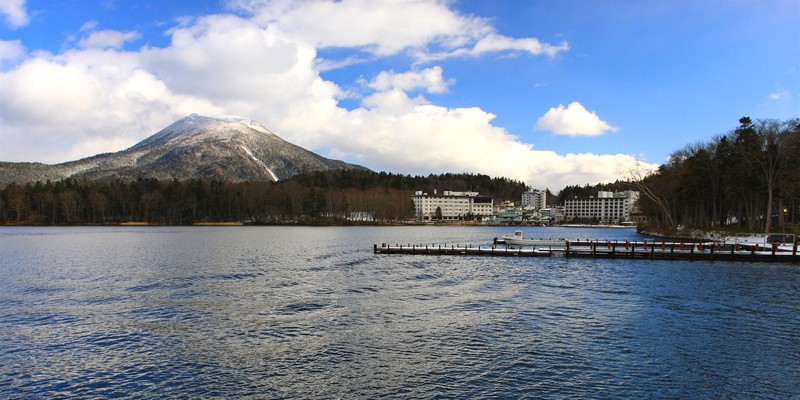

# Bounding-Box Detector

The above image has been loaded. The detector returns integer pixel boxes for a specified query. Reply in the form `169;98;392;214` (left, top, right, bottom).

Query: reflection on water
1;226;798;398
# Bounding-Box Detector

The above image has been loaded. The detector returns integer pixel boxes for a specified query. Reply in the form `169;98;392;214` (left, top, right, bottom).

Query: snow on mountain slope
131;113;274;150
240;144;280;182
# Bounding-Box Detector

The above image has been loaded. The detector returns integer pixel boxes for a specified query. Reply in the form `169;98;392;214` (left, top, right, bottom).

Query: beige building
412;190;494;221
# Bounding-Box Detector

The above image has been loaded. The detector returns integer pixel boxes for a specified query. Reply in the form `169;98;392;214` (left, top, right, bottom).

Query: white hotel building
563;191;639;224
412;190;494;221
521;189;547;210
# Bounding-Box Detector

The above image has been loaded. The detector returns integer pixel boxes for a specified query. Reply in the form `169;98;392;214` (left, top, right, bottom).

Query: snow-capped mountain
0;114;367;184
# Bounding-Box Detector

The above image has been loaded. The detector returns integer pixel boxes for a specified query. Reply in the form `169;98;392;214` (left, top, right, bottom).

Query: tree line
0;170;527;225
632;117;800;234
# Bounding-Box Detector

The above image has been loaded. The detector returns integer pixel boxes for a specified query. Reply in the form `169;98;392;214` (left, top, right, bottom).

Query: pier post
374;244;377;254
566;240;570;257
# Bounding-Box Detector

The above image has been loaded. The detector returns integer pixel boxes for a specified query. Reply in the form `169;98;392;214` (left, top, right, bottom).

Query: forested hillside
0;171;526;225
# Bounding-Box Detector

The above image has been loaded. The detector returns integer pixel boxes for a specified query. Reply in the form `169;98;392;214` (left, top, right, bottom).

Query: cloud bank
0;0;652;189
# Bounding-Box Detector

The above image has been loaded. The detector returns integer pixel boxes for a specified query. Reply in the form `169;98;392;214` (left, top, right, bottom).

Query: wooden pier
563;240;798;263
373;244;552;257
374;240;799;263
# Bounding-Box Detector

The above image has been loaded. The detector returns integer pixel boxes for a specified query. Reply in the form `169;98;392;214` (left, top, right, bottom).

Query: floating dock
374;240;799;263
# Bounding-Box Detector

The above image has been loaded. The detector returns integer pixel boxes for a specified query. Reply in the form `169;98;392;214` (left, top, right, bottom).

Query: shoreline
1;221;638;228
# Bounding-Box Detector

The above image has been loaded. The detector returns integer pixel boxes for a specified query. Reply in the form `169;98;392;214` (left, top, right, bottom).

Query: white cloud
0;0;28;29
535;102;619;136
367;66;451;94
0;0;652;189
78;29;141;49
768;90;789;101
79;20;99;32
0;49;222;163
468;33;569;58
311;89;651;189
226;0;568;62
229;0;471;56
0;39;24;62
314;55;367;72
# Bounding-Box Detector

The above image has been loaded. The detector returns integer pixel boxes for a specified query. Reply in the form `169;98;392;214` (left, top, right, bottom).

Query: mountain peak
181;113;257;125
131;113;274;150
0;114;367;185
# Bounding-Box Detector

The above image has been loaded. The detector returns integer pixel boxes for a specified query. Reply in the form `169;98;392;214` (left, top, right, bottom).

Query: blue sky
1;0;797;189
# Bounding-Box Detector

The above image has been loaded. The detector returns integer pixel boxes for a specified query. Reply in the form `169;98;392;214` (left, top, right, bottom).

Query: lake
1;226;798;399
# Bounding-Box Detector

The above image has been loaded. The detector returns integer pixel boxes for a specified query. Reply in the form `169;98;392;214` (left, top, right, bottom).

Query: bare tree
628;162;677;229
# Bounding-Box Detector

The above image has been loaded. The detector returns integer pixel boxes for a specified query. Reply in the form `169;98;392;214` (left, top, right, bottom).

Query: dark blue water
1;226;798;399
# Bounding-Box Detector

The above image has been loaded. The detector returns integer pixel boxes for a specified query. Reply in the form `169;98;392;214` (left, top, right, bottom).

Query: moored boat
502;230;567;247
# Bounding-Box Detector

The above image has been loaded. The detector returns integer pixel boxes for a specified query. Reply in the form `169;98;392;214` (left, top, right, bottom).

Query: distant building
538;207;564;224
412;190;494;221
563;191;639;224
521;189;547;210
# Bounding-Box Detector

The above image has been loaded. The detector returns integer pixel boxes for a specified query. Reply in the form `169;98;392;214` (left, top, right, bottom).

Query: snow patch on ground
645;228;792;246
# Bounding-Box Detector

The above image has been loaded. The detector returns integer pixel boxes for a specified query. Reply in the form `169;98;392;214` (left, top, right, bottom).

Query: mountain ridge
0;114;368;185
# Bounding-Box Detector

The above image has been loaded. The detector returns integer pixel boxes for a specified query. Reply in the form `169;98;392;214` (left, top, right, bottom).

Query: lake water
1;226;798;399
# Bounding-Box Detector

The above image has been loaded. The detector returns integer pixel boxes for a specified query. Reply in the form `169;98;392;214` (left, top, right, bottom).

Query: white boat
502;230;566;247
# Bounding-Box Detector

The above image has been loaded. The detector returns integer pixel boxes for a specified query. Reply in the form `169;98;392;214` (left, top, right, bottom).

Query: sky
0;0;798;190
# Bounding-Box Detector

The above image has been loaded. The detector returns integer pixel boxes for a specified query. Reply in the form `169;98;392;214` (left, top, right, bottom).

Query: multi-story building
563;191;639;224
521;189;546;210
412;190;494;221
